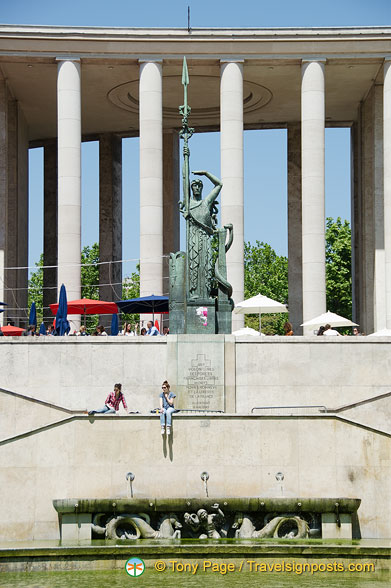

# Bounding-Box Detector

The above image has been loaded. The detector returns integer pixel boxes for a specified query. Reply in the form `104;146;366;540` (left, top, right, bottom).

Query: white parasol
234;294;288;333
301;310;358;329
232;326;264;337
368;328;391;337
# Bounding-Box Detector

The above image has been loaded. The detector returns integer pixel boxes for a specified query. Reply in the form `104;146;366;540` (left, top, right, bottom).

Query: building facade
0;25;390;332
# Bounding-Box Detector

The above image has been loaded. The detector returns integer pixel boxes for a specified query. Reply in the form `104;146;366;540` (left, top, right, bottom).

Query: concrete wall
235;337;391;412
0;411;389;541
0;337;390;542
1;336;391;413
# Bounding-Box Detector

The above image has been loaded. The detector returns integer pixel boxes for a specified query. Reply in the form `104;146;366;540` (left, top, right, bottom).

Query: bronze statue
169;58;234;333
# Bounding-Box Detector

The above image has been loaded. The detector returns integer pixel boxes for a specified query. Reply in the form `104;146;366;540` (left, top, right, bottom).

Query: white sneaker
161;427;165;435
167;427;171;436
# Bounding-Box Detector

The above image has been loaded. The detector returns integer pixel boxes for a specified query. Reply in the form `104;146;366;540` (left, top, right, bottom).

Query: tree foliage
28;244;141;333
121;265;141;327
244;241;288;334
28;254;44;323
325;216;352;320
28;219;351;336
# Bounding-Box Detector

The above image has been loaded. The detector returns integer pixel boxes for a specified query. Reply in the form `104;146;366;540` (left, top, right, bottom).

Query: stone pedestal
321;513;352;539
186;300;216;335
61;513;92;542
216;299;233;334
168;335;225;412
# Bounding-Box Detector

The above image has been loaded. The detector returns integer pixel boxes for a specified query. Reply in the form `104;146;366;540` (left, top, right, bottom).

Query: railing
251;405;327;413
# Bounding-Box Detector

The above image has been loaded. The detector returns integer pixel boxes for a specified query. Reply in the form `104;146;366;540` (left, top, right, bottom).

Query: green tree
28;245;142;333
80;243;100;331
28;254;44;324
244;241;288;334
121;265;141;328
81;243;100;300
28;244;101;332
325;216;352;320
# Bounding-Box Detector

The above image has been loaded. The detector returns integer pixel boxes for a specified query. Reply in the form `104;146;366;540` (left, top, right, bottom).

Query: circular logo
125;557;145;577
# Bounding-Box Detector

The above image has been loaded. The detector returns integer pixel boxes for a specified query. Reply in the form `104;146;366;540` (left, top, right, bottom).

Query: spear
180;56;193;218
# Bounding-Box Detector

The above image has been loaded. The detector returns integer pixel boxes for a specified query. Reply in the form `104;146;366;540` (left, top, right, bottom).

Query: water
0;569;389;588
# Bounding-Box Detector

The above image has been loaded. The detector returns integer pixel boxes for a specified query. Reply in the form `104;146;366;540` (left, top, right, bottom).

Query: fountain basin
53;497;361;542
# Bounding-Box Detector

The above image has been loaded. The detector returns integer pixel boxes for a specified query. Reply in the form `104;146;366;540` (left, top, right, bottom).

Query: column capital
138;58;163;64
55;56;81;63
220;59;245;64
302;58;327;65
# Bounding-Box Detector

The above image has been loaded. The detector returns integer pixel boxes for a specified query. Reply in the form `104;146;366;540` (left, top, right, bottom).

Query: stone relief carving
91;503;317;541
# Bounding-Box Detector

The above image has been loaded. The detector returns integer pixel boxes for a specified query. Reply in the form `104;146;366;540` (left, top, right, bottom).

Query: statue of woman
188;170;222;300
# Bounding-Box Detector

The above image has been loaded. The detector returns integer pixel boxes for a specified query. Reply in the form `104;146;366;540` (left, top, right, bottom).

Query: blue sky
2;1;390;276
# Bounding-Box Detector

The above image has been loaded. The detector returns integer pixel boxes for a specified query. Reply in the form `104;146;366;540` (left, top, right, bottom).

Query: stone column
99;133;122;329
0;76;7;326
351;121;361;327
43;140;58;314
384;60;391;329
163;131;180;297
287;123;303;334
4;100;28;327
301;60;326;333
373;84;385;331
355;85;384;334
57;59;81;324
5;99;18;324
139;60;163;302
16;105;28;326
220;60;244;332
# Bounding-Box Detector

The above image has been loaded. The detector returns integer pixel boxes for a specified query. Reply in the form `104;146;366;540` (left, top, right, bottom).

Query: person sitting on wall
323;323;341;337
160;380;176;436
88;383;128;415
146;321;159;336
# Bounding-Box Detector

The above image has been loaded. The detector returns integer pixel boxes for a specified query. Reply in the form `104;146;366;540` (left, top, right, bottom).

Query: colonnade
1;57;391;333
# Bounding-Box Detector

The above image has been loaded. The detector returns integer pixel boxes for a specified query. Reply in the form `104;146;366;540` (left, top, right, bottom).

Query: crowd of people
281;321;363;337
1;320;364;337
1;320;170;337
88;380;177;436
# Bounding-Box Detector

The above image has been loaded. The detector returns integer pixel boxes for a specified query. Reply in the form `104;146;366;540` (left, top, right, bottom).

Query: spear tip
182;56;189;85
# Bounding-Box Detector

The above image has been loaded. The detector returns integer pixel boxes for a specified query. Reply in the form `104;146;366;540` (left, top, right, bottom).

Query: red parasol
50;298;119;327
1;325;25;336
50;298;118;315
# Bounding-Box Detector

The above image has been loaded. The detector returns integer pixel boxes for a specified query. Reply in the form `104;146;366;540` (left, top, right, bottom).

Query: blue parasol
116;295;169;317
39;322;46;335
55;284;70;336
29;302;37;327
111;313;119;336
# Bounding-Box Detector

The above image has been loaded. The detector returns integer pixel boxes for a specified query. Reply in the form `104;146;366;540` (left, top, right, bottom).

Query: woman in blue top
159;380;176;435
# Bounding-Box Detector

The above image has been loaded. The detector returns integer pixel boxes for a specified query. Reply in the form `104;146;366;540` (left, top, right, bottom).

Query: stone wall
0;336;390;542
0;410;389;541
1;336;391;412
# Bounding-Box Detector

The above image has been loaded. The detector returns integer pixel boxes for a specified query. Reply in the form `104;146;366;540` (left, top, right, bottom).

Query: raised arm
192;170;222;207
